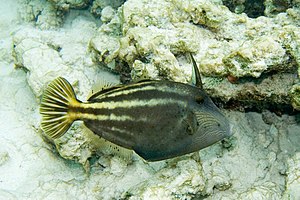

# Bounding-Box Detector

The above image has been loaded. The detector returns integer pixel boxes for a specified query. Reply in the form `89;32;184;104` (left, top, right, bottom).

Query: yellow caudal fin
40;77;80;139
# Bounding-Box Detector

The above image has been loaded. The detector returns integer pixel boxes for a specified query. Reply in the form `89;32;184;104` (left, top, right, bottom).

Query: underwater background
0;0;300;199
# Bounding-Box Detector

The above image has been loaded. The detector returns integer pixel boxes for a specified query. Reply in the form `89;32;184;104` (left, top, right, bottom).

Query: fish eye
195;96;204;104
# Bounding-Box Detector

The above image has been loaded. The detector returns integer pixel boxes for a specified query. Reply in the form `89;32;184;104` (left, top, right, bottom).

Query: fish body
40;56;232;161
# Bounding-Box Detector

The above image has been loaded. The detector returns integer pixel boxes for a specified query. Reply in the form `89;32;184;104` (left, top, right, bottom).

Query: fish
40;54;232;161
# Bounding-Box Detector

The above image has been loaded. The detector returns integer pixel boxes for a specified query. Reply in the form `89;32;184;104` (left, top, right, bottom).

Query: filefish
40;55;232;161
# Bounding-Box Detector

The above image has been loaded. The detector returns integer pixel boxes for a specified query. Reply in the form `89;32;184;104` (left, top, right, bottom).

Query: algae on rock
290;83;300;110
48;0;90;10
88;0;300;111
224;36;290;78
91;0;126;17
18;0;65;29
17;0;127;29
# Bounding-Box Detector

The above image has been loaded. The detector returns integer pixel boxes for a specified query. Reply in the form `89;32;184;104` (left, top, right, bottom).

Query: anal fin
82;125;133;162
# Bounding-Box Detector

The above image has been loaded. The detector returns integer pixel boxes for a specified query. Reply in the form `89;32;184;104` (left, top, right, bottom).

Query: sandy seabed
0;0;300;199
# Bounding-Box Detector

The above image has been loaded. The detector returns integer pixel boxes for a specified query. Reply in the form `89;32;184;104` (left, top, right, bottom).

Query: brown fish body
40;56;232;161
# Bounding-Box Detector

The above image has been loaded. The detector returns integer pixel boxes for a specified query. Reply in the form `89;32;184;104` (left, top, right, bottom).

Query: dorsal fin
88;85;122;101
190;53;203;89
87;79;120;101
136;79;155;83
87;79;157;101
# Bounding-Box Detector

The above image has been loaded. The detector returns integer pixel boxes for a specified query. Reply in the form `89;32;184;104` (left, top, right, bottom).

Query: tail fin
40;77;80;139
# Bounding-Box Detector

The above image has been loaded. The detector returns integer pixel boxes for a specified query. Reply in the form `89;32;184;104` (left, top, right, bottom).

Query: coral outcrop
88;0;300;111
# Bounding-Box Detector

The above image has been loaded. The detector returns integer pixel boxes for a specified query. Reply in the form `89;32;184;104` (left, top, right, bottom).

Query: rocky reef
0;0;299;199
90;0;300;112
15;0;300;112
